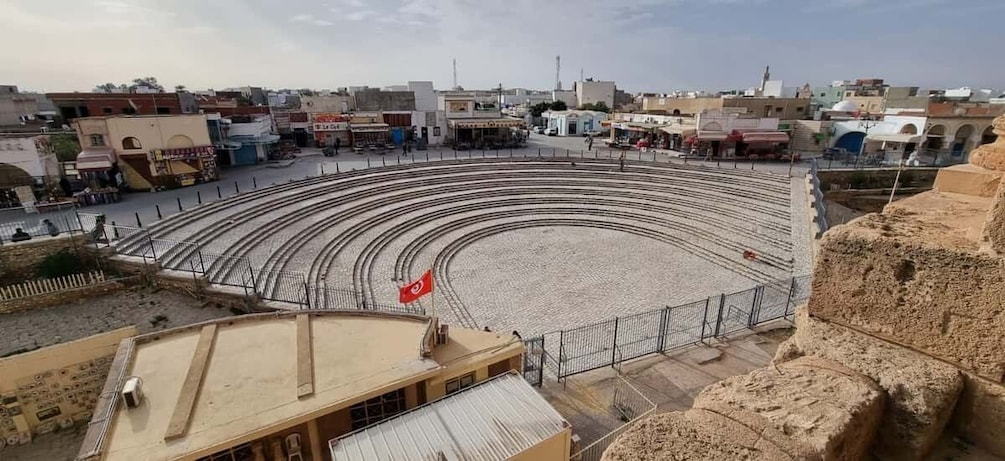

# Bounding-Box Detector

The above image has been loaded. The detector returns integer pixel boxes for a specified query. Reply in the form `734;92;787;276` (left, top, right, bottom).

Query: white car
545;127;558;136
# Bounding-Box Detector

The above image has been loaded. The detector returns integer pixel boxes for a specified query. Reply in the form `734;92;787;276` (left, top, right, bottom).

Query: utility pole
555;56;561;91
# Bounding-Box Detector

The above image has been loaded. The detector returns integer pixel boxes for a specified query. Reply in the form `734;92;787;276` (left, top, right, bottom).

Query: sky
2;0;1003;94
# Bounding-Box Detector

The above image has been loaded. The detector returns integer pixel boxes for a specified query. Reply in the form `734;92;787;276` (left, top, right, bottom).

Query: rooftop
78;311;521;461
329;372;569;461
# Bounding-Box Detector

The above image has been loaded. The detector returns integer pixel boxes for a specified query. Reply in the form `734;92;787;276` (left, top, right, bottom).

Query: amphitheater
109;156;811;338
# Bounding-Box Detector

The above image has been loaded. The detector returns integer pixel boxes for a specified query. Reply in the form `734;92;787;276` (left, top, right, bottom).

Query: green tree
50;133;81;162
131;77;164;92
174;84;186;92
550;100;568;111
578;102;610;113
94;82;117;93
529;101;569;117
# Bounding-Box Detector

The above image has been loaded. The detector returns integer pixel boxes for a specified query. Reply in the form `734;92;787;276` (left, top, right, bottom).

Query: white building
552;90;577;108
0;134;59;180
575;80;616;108
500;89;553;107
412;110;447;146
542;110;608;136
408;81;437;111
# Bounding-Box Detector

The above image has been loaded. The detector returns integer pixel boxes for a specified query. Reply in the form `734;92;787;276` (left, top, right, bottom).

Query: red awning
75;148;115;172
742;131;790;143
697;131;728;141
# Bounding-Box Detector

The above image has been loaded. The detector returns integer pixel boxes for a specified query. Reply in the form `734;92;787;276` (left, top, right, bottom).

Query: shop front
448;119;525;149
350;123;392;152
148;145;218;188
312;113;351;148
734;131;790;159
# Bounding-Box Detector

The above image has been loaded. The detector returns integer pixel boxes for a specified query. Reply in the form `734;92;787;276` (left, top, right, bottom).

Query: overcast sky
3;0;1002;94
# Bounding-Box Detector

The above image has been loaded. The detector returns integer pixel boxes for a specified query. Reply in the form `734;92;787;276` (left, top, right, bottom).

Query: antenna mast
452;59;458;89
555;56;561;91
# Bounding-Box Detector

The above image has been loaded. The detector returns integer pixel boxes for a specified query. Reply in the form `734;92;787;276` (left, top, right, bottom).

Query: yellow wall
0;327;137;446
642;97;723;115
509;428;572;461
105;115;211;153
425;350;523;400
844;96;885;114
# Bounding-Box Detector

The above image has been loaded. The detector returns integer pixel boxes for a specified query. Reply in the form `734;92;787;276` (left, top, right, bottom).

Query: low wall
0;279;128;315
0;233;94;282
818;168;939;191
0;327;138;448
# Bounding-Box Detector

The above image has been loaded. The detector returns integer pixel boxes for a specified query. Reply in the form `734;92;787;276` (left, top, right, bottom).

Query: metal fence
570;376;657;461
548;275;811;380
0;203;81;243
521;336;545;387
808;160;829;235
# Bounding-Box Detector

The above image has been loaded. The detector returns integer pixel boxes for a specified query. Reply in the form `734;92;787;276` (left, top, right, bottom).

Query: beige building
300;95;353;114
73;115;217;190
76;311;526;461
641;96;810;120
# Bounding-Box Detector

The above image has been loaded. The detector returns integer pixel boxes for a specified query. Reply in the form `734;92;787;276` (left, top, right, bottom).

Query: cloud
290;13;334;26
346;10;375;20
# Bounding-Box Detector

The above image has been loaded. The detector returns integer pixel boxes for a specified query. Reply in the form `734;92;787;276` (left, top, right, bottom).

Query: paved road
69;134;811;229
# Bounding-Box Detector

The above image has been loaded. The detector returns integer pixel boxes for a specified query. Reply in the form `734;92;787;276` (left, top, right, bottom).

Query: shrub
36;250;87;279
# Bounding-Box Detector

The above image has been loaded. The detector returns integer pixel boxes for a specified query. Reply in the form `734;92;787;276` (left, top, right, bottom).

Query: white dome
831;100;858;112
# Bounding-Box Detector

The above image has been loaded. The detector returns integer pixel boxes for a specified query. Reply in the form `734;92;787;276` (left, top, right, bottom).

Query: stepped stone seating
603;115;1005;461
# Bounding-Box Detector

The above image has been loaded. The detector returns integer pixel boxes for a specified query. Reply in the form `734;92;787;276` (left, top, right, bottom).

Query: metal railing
570;376;657;461
808;159;829;235
547;275;810;380
0;203;81;243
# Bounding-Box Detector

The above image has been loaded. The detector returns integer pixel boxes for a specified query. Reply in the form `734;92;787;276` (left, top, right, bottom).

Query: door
421;127;428;143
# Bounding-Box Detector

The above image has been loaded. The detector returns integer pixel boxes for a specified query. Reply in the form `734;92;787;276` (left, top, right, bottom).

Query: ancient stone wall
0;234;94;282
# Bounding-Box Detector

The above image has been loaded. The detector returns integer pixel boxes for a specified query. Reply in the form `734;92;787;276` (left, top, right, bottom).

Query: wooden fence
0;271;106;301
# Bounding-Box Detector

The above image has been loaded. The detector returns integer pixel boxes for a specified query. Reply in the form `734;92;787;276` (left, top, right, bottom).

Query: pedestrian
43;219;60;237
10;227;31;242
586;136;594;151
402;141;407;156
334;137;341;155
483;326;492;332
619;151;625;172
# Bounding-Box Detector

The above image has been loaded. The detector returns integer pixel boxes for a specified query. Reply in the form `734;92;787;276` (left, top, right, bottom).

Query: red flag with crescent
399;270;433;304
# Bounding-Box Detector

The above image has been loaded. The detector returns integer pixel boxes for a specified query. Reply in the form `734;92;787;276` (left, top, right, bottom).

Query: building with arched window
73;114;217;190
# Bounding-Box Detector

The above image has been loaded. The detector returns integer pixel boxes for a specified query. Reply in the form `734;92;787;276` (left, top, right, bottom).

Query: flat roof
79;311;520;461
329;372;568;461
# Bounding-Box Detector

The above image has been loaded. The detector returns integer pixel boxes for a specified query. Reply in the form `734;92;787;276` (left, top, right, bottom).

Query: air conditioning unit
122;376;144;409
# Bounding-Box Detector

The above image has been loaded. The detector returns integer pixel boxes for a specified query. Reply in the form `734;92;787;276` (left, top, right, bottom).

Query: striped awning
75;148;115;171
698;130;728;141
450;119;525;129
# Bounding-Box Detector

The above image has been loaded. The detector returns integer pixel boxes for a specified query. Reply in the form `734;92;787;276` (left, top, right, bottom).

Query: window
796;107;804;112
157;107;172;115
487;359;511;378
197;442;253;461
445;372;475;395
349;388;406;430
820;93;826;97
102;107;113;115
88;134;105;147
775;107;784;112
122;107;136;114
433;126;441;136
122;137;142;150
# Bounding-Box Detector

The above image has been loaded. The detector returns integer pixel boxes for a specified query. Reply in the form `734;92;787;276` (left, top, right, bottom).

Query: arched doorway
0;163;36;208
834;132;866;154
952;124;975;158
899;124;918;135
924;125;946;151
166;135;195;149
981;125;996;145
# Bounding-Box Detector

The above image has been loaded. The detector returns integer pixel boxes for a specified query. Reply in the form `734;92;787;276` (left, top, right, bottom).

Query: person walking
334;137;341;155
586;135;594;151
619;151;625;172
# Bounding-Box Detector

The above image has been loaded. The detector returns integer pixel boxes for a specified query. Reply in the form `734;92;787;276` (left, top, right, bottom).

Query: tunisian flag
399;270;433;304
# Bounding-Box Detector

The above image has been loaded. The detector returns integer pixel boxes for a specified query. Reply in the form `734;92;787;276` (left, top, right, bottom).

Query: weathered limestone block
808;191;1005;383
951;372;1005;458
776;307;963;460
601;405;804;461
982;180;1005;254
933;163;1002;197
969;115;1005;172
693;356;885;460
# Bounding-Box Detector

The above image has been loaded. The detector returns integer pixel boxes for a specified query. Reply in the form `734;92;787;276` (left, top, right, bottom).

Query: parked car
545;127;558;136
584;129;603;137
534;126;546;134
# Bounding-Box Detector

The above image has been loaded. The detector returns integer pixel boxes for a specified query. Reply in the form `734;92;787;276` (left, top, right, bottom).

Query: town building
301;94;353;114
500;88;553;108
642;96;810;120
75;311;527;461
408;81;438;111
72;114;217;190
353;88;416;112
541;110;608;136
310;112;351;148
0;85;54;130
439;94;524;147
552;90;578;108
222;114;280;166
48;92;197;122
608;109;788;158
575;79;615;108
0;134;60;205
330;372;571;461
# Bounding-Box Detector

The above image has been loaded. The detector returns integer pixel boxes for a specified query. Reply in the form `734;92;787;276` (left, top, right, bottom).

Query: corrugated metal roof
329;372;568;461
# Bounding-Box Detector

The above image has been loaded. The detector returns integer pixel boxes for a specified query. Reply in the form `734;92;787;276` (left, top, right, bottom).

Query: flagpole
430;268;436;319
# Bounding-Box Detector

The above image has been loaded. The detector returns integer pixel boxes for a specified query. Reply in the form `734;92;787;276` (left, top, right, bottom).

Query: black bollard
382;157;386;166
135;212;142;228
112;223;120;239
197;191;202;204
176;197;182;212
336;163;340;173
425;151;429;162
155;204;162;219
253;177;257;189
234;181;240;194
368;157;372;168
217;185;221;199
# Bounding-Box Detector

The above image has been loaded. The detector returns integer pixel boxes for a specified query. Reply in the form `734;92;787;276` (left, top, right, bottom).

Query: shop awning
75;148;114;172
660;126;688;135
742;131;790;143
698;130;728;141
866;133;923;143
229;134;280;145
450;119;525;129
350;123;391;133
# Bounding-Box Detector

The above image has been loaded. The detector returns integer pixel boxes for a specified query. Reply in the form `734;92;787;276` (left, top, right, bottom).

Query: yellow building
74;114;218;191
75;311;527;461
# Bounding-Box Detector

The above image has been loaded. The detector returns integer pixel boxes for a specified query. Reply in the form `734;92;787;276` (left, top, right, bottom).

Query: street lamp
855;113;879;168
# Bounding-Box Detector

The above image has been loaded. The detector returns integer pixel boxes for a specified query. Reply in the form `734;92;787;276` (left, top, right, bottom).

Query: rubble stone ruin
603;114;1005;460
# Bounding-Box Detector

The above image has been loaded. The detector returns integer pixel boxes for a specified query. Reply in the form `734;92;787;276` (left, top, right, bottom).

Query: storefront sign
312;113;350;132
151;145;215;161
